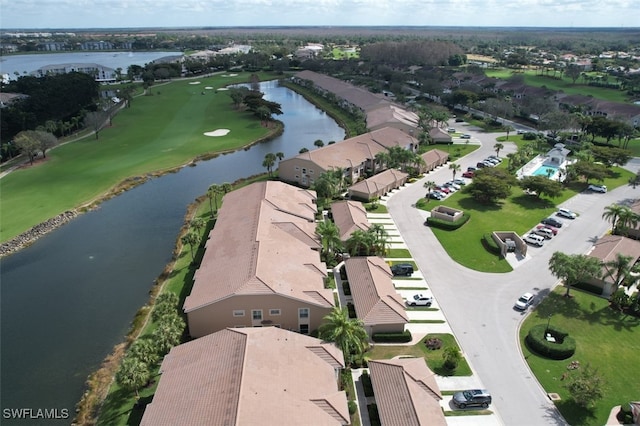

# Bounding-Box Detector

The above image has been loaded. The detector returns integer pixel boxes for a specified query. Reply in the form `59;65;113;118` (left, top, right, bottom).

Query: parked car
476;162;487;168
444;181;461;190
407;293;433;307
533;227;554;239
436;186;451;194
516;129;526;134
462;171;474;178
484;158;500;165
524;234;545;247
488;155;502;162
429;191;445;200
455;117;464;122
467;166;477;172
391;263;414;276
557;208;577;219
541;217;564;228
447;127;456;133
514;292;535;310
432;190;447;198
588;184;607;193
536;224;558;235
453;178;467;186
460;134;471;139
452;389;492;409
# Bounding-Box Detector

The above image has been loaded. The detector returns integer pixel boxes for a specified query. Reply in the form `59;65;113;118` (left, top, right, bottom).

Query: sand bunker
221;73;239;77
217;87;229;91
188;81;201;85
205;86;214;90
204;129;230;137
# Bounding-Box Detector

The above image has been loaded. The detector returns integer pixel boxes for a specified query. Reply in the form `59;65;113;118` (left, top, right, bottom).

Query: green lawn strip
394;286;428;290
368;333;472;376
388;260;417;269
386;248;412;258
365;203;388;213
444;410;493;416
484;69;629;103
520;287;640;426
417;166;634;273
405;307;439;312
96;175;270;425
0;72;280;243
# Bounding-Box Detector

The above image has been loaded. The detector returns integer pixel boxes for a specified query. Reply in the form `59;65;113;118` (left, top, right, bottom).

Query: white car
407;294;433;307
524;234;545;247
514;292;535;310
533;227;554;239
445;181;461;190
557;208;577;219
588;184;607;193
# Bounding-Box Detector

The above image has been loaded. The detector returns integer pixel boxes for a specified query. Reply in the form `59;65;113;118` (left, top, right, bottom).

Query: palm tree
449;163;461;180
190;217;206;234
318;307;369;366
314;139;324;148
275;152;285;162
602;204;628;233
423;181;436;199
374;151;390;174
115;356;150;399
494;142;504;157
152;312;185;354
129;338;159;366
345;229;370;256
548;252;602;297
152;292;180;322
181;231;199;263
368;224;389;256
504;126;514;140
316;220;343;263
207;184;223;217
262;153;277;177
616;207;639;236
603;253;633;294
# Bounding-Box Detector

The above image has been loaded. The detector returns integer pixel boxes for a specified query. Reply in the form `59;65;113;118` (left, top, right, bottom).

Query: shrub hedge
372;330;412;343
525;324;576;360
360;371;374;397
481;233;502;255
426;213;470;230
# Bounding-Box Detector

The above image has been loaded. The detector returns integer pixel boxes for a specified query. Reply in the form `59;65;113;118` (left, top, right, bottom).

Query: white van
533;227;554;239
524;234;545;247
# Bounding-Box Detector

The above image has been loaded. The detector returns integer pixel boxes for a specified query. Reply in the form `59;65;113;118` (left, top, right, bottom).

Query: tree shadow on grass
555;398;598;426
127;394;153;426
96;387;136;426
457;197;503;212
534;291;582;319
511;194;555;210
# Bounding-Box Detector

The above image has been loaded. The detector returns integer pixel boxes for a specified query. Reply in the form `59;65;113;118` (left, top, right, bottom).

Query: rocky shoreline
0;210;78;257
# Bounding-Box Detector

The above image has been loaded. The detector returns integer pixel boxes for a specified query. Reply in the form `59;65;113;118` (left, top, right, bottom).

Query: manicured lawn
0;72;278;242
520;287;640;426
485;69;629;103
386;248;412;258
418;166;634;273
367;333;472;376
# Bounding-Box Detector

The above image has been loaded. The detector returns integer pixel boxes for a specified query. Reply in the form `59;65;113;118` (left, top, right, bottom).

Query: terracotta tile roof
421;149;449;168
330;200;371;241
295;70;390;111
348;169;409;198
368;358;445;426
428;127;452;142
588;235;640;284
344;257;409;326
284;127;418;171
184;181;333;312
141;327;349;426
367;104;419;130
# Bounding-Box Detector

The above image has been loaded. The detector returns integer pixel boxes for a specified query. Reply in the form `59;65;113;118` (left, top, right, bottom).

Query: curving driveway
385;123;639;426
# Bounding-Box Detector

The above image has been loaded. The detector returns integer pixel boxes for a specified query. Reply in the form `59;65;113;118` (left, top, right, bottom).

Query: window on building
300;324;309;334
269;309;281;316
299;308;309;319
295;166;300;171
252;310;263;321
233;310;245;317
302;168;307;174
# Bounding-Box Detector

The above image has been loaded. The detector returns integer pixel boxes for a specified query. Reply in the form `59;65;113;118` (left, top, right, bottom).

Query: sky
1;0;638;30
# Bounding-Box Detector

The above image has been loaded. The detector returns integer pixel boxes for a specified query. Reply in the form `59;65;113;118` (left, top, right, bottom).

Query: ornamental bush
426;213;470;230
372;330;412;343
481;233;501;255
526;324;576;360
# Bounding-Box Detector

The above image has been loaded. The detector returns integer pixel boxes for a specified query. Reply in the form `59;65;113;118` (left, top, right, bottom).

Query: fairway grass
0;73;278;243
520;287;640;426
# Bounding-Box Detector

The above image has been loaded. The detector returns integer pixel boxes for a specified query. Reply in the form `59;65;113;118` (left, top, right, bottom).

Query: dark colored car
541;217;563;228
391;263;414;276
452;389;492;409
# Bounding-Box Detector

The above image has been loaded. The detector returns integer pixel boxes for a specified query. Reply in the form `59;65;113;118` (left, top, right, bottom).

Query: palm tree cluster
262;152;284;177
318;307;369;367
312;168;349;205
344;224;389;257
116;292;185;399
206;182;232;218
602;203;640;237
374;146;425;177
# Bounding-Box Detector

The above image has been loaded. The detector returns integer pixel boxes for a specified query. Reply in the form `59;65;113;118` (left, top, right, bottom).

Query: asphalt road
386;123;639;426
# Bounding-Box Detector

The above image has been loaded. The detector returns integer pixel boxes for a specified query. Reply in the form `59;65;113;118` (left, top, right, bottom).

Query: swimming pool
532;165;558;177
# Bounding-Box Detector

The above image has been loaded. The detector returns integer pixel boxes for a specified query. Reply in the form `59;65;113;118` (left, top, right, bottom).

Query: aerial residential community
1;17;639;426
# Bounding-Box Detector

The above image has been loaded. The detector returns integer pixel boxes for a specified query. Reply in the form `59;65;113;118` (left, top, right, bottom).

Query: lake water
0;80;345;425
0;51;182;79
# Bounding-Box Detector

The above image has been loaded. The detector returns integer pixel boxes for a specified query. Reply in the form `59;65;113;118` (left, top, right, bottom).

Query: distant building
31;63;117;82
80;41;114;50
